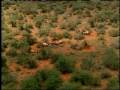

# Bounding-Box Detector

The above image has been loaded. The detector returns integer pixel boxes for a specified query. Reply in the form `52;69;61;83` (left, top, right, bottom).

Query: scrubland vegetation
2;0;119;90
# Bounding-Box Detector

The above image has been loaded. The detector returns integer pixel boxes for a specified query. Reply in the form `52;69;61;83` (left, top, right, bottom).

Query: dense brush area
2;0;119;90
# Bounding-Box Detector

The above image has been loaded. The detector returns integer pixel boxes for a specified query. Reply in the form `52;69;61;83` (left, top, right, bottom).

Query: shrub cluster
2;55;7;68
107;77;119;90
71;40;88;50
35;16;45;28
102;48;119;70
71;70;100;86
51;32;63;40
2;71;17;90
39;24;51;36
58;82;81;90
18;23;33;33
63;31;72;39
34;69;62;90
55;54;75;73
57;55;75;73
17;52;37;69
36;47;52;60
81;57;95;70
19;2;38;15
21;76;40;90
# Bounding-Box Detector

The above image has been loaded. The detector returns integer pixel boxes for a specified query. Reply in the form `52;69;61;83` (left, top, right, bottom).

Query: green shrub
45;74;61;90
35;69;49;82
91;76;101;86
37;47;52;60
19;2;38;15
107;77;119;90
51;32;63;40
72;1;86;11
51;53;62;63
10;39;23;49
44;69;62;90
54;4;65;14
10;13;18;27
35;16;45;28
50;15;57;22
2;71;17;90
17;53;37;68
18;14;24;20
2;55;7;68
63;31;72;39
2;72;16;85
102;48;119;70
97;23;105;29
55;54;75;73
18;23;33;32
74;32;84;40
10;38;30;52
67;19;80;31
58;82;81;90
108;29;119;37
81;57;95;70
10;19;16;27
110;12;119;24
67;22;77;31
35;69;62;90
26;60;37;69
26;36;37;45
21;76;40;90
96;28;105;35
60;20;68;29
72;69;100;86
96;10;111;22
37;2;49;13
2;0;15;9
60;17;79;31
71;70;94;85
39;24;51;36
18;22;24;30
2;41;8;52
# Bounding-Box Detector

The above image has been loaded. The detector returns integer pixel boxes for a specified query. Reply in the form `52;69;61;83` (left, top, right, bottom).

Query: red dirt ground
61;73;71;81
84;30;97;40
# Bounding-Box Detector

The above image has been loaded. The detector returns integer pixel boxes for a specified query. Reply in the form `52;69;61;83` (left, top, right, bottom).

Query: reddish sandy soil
61;73;71;81
75;61;81;68
84;30;97;40
101;80;108;90
83;46;96;52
